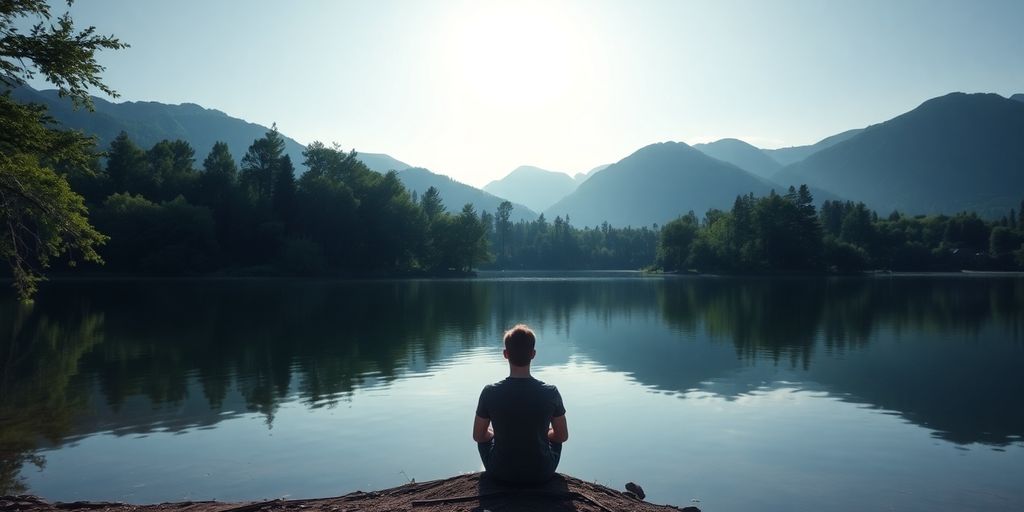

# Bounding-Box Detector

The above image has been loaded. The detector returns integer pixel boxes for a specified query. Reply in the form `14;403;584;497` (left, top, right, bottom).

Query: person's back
473;325;569;484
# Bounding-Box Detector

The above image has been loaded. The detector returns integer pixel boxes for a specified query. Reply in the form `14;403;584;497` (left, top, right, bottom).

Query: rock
625;482;646;500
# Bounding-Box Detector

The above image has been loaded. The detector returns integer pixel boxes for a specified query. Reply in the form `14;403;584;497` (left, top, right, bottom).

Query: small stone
624;482;646;500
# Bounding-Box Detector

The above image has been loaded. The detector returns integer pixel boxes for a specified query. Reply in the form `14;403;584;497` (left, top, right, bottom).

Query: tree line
486;203;658;270
657;184;1024;273
62;129;495;278
52;128;662;280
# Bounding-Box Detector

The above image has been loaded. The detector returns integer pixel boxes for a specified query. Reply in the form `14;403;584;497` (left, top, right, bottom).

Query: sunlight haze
43;0;1024;187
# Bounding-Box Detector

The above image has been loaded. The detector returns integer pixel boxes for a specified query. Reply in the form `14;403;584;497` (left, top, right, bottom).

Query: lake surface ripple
1;275;1022;511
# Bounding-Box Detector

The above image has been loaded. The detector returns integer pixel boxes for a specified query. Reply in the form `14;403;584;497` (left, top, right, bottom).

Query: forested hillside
547;142;774;227
774;93;1024;216
11;86;308;169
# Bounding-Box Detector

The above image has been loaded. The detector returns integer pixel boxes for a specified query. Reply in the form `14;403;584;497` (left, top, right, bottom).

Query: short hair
503;324;536;367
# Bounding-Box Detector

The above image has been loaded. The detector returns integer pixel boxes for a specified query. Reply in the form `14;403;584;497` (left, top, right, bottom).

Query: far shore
7;268;1023;286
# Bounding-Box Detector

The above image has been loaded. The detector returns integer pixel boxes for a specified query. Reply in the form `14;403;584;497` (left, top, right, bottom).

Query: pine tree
240;125;286;204
273;155;297;226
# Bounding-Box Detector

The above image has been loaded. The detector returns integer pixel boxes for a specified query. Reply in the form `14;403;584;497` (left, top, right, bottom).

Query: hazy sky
40;0;1024;187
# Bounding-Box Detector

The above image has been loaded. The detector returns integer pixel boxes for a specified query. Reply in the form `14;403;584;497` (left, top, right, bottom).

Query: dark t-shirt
475;377;566;482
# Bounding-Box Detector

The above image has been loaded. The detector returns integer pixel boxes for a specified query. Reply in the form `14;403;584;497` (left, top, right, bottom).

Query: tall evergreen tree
272;154;297;226
496;200;513;263
105;131;146;194
421;186;445;221
202;141;237;178
240;125;285;205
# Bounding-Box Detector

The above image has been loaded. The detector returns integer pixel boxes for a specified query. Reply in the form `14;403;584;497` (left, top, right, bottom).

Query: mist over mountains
356;153;412;173
483;166;578;212
12;84;1024;227
761;129;865;167
397;168;537;222
693;138;782;179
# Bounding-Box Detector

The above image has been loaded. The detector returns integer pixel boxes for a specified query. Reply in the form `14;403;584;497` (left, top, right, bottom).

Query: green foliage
663;189;824;273
822;236;869;273
240;125;286;205
1;0;128;108
0;151;107;299
480;205;657;271
659;190;1024;274
1;1;125;299
278;238;327;276
92;193;218;274
658;212;698;271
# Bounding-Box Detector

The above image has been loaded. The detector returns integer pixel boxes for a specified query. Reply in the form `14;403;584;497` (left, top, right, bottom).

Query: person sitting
473;324;569;484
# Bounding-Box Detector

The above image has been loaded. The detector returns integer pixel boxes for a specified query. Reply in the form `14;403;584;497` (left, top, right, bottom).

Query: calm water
2;275;1023;511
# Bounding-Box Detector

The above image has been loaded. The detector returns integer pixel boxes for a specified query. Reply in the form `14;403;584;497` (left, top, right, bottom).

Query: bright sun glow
444;3;583;110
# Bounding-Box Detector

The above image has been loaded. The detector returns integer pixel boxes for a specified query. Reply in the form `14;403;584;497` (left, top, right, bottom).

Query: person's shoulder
533;378;560;393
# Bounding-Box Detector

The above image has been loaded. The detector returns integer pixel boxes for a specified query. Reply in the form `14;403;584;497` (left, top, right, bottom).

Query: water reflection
1;276;1022;495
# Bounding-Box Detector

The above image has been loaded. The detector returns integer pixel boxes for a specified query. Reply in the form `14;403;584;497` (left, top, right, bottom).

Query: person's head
503;324;536;367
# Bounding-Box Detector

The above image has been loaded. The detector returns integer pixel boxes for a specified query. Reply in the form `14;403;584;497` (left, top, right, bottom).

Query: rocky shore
1;473;700;512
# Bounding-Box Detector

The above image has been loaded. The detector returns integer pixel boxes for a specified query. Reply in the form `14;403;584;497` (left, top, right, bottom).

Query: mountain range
761;129;864;166
546;142;774;227
356;153;412;173
398;168;537;222
11;84;1024;226
10;85;310;169
774;92;1024;216
10;85;532;219
483;166;578;212
693;138;782;179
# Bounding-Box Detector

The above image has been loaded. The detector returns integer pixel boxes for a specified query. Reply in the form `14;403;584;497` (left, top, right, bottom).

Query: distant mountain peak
546;140;772;227
693;138;782;179
483;165;576;213
773;91;1024;217
357;153;412;173
398;167;537;221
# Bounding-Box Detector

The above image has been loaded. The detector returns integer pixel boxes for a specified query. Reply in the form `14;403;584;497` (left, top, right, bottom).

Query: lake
1;274;1023;511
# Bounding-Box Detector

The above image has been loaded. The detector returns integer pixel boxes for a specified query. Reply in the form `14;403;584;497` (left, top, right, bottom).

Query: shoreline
6;268;1024;285
1;473;699;512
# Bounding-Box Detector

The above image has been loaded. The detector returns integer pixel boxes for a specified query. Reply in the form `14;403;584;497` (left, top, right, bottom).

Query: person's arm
473;387;493;443
473;415;494;443
548;414;568;443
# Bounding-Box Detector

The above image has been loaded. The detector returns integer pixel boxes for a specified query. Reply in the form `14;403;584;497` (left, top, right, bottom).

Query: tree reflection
1;275;1022;492
0;301;105;494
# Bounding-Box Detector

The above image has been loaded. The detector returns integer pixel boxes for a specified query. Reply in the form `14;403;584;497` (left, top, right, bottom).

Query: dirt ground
0;473;700;512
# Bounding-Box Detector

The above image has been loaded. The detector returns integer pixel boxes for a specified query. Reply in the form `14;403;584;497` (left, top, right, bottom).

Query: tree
1;1;127;105
496;200;513;264
203;141;237;178
272;154;296;225
105;131;145;193
240;125;286;205
658;212;698;271
420;186;445;221
1;1;126;300
989;226;1018;265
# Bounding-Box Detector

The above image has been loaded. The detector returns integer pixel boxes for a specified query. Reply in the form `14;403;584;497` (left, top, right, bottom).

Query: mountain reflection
1;276;1022;493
